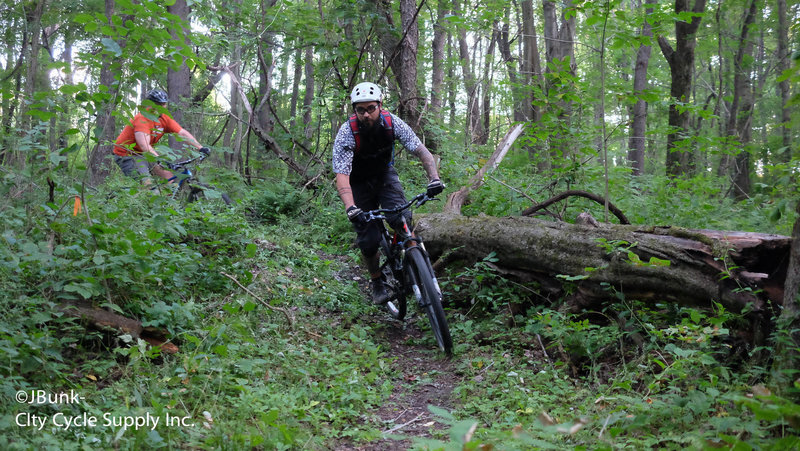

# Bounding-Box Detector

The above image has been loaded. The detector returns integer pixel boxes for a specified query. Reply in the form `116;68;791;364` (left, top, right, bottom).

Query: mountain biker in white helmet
332;82;444;305
113;88;210;185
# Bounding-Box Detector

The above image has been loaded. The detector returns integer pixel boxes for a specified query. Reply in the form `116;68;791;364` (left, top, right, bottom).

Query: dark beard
358;117;385;149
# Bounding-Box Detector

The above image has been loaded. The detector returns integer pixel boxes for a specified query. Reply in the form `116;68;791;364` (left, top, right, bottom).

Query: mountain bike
364;193;453;355
162;152;232;205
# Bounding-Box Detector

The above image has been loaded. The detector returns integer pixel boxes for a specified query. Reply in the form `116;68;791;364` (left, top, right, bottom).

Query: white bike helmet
350;82;382;105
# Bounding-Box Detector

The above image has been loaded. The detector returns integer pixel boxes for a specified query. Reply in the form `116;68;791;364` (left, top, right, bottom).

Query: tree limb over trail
415;213;789;315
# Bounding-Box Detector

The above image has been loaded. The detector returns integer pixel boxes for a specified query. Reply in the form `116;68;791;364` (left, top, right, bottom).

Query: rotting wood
58;300;179;354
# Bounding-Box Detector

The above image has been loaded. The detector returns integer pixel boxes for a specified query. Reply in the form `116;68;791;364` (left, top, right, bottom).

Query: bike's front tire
407;247;452;355
187;182;233;205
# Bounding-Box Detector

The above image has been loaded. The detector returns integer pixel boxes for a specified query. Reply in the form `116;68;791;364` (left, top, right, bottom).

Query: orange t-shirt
113;112;183;156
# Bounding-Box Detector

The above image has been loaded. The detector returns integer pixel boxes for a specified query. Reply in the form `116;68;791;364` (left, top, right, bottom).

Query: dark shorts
351;167;411;257
114;155;151;178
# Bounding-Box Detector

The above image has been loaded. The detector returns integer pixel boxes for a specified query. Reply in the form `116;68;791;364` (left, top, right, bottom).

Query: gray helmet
145;89;169;104
350;82;382;105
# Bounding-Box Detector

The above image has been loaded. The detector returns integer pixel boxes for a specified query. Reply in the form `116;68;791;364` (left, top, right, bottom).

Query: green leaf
246;243;257;258
101;38;122;56
73;13;95;24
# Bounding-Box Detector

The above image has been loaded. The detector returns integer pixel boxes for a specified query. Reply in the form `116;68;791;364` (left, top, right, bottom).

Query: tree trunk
223;44;243;170
290;47;302;131
627;0;656;176
454;0;482;142
167;0;193;153
657;0;706;178
430;0;449;119
542;0;576;163
774;200;800;378
776;0;791;163
256;0;278;143
377;0;421;132
88;0;126;185
725;0;757;201
479;28;498;145
498;16;523;122
20;0;46;133
302;44;314;143
416;213;788;315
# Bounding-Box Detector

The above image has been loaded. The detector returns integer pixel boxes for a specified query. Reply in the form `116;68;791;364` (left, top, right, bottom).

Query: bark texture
415;213;788;315
657;0;706;178
627;0;656;176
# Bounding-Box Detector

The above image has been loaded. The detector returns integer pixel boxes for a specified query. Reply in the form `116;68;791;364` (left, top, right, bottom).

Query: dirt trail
338;313;460;450
329;254;462;450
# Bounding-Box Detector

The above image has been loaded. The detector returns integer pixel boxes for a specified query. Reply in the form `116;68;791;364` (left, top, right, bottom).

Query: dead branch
444;123;525;214
521;190;630;224
222;272;294;327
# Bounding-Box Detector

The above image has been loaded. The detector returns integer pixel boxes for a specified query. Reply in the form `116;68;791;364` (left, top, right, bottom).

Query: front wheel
186;182;233;205
406;247;452;355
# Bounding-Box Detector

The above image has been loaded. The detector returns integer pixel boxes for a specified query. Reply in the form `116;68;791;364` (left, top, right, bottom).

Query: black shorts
351;167;411;257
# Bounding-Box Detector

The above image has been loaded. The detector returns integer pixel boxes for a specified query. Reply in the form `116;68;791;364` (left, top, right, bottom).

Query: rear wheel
406;247;452;355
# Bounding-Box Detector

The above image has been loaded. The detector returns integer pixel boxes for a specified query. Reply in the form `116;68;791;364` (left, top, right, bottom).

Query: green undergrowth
1;170;799;449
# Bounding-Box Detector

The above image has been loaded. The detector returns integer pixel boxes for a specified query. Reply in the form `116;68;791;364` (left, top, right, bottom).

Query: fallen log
58;300;179;354
415;213;789;314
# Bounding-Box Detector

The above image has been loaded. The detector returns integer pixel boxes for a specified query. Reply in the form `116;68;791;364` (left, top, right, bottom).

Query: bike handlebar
364;192;436;222
161;152;208;171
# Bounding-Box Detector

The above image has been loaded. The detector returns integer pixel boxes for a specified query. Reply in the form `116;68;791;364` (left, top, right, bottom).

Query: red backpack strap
348;113;361;153
380;110;394;140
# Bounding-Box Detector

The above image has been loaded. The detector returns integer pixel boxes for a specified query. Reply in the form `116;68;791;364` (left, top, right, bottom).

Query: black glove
346;206;367;225
199;146;211;156
426;179;445;197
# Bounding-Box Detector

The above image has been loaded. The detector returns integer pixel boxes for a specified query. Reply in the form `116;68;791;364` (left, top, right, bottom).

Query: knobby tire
186;182;233;205
407;247;452;355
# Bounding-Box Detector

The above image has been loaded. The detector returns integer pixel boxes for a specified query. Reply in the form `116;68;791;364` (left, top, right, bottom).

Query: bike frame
367;192;434;298
366;193;451;355
163;155;206;200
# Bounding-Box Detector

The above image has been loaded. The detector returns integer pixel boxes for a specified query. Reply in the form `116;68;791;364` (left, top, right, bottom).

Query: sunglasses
355;105;378;115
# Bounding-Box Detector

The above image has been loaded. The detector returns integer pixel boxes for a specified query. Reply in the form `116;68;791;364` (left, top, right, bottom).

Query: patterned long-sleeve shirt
331;112;422;175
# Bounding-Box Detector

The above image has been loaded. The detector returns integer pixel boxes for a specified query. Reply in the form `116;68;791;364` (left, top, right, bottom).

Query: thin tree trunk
542;0;576;164
776;0;791;163
479;28;498;145
498;16;522;122
167;0;193;151
627;0;656;176
20;0;46;132
302;44;314;142
224;43;242;169
290;47;302;129
378;0;422;131
455;0;481;142
88;0;126;185
430;0;449;118
256;0;279;144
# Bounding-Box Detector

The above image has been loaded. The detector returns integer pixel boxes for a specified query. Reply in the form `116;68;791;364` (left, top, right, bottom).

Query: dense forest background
1;0;799;449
